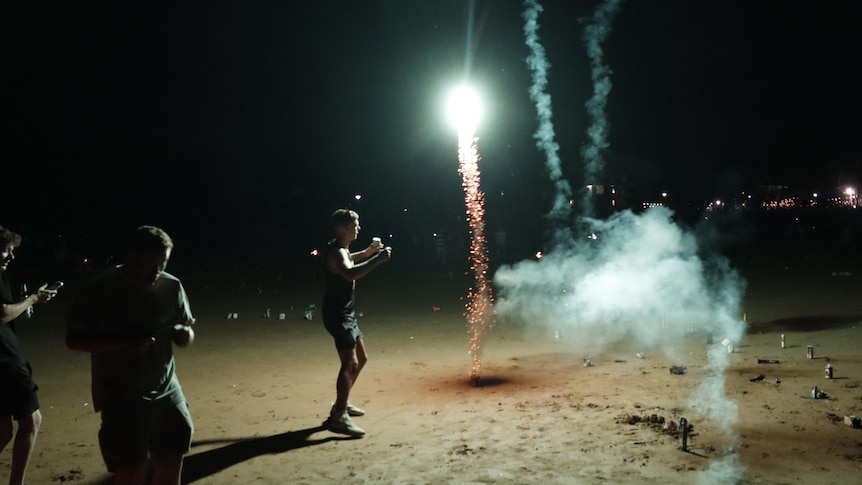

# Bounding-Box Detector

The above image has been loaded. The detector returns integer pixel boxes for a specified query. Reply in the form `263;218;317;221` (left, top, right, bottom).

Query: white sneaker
330;401;366;417
326;411;365;437
346;403;365;417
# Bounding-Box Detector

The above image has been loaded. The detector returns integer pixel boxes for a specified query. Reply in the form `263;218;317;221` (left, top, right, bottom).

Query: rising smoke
522;0;573;225
504;0;747;481
581;0;622;218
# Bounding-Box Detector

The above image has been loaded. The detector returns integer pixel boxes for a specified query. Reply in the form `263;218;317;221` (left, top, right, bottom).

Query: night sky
6;0;861;263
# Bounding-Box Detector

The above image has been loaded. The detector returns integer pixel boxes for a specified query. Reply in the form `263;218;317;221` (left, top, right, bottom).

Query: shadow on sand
180;425;355;483
84;426;360;484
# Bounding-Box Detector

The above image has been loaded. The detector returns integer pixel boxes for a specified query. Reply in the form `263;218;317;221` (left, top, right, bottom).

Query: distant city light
661;191;668;198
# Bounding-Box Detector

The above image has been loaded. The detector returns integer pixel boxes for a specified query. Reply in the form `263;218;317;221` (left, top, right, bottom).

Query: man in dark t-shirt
1;225;57;485
67;225;195;485
322;209;391;437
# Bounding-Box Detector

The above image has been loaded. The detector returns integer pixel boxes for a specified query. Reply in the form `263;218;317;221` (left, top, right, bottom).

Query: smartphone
46;281;64;291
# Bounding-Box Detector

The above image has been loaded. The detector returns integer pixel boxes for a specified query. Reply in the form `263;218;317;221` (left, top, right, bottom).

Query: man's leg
100;400;151;485
327;343;366;437
0;415;12;453
111;462;150;485
345;339;368;413
333;345;359;414
148;398;193;485
151;454;184;485
355;338;368;382
9;410;41;485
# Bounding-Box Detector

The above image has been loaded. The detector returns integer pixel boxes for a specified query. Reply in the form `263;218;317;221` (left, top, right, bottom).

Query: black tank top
322;240;355;318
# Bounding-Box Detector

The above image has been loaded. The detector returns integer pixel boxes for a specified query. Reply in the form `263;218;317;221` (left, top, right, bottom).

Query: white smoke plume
496;208;747;481
522;0;573;223
511;1;748;481
496;208;745;349
581;0;623;217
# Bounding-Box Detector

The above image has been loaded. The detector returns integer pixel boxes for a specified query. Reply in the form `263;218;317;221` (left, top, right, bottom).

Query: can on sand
780;334;785;349
825;364;833;379
807;345;814;359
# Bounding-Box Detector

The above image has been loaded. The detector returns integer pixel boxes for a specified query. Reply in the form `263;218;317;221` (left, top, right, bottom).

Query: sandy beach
2;253;861;485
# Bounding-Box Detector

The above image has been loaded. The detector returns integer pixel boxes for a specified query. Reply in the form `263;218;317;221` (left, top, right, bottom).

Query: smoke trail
522;0;573;226
581;0;623;218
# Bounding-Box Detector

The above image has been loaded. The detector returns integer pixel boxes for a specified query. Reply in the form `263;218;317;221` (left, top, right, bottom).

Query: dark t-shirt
67;266;194;411
322;239;355;322
0;269;25;367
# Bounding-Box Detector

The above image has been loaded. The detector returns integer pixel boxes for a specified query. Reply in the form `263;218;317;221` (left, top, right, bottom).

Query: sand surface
2;261;861;484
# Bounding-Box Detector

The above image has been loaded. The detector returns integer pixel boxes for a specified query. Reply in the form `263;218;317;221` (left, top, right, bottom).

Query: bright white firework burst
447;85;494;381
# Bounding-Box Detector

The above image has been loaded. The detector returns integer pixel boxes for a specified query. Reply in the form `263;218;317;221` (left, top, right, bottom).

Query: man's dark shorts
323;312;363;351
0;361;40;420
98;390;193;472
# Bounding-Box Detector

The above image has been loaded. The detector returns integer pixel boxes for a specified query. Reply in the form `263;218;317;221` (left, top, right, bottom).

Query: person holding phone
1;225;58;485
67;226;195;485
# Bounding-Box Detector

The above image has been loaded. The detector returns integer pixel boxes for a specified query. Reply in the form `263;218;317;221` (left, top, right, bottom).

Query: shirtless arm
350;243;379;263
329;246;391;281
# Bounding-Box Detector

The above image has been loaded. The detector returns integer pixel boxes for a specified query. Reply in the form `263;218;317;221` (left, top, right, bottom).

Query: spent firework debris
457;132;494;380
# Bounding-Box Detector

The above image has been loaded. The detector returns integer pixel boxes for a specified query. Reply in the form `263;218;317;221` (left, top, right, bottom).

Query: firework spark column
448;86;494;381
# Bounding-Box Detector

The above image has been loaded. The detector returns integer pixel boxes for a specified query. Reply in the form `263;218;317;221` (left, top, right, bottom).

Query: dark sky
6;0;861;258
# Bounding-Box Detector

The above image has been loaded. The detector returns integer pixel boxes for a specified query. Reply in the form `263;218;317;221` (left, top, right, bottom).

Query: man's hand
172;324;195;347
377;246;392;263
35;283;58;304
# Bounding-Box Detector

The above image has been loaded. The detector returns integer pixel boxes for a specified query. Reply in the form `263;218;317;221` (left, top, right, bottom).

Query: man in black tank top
322;209;391;437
